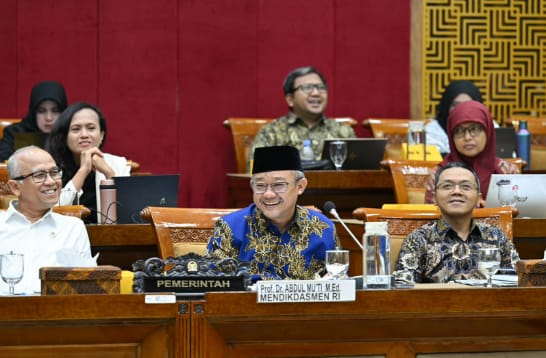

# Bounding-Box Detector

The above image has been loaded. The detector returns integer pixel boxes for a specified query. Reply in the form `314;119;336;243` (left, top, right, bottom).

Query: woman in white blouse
46;102;130;223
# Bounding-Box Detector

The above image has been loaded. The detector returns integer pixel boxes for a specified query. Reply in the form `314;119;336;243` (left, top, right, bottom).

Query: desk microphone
323;201;363;251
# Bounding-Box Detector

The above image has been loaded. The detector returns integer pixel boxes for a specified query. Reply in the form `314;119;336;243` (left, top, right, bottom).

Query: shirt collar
253;204;305;232
437;217;481;238
5;200;55;225
286;111;326;126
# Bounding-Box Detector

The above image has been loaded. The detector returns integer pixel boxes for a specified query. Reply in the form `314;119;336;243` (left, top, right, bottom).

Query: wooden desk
0;294;181;356
227;170;395;218
3;288;546;357
196;288;546;357
87;224;158;270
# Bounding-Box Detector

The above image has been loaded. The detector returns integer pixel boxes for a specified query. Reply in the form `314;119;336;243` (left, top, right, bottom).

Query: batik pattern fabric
249;112;355;166
207;204;337;281
393;217;519;284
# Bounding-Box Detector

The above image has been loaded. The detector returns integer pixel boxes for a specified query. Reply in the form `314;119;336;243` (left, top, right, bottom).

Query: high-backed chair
224;117;359;173
0;118;22;140
384;159;441;204
505;116;546;170
140;206;237;259
352;206;513;272
223;118;274;173
363;118;427;159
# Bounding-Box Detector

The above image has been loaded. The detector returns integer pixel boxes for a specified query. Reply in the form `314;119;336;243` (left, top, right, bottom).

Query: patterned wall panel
423;0;546;124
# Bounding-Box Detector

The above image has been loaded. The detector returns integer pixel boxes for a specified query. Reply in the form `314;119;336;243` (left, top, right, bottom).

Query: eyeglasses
436;181;478;192
453;125;483;138
294;83;328;94
12;167;63;184
251;181;291;194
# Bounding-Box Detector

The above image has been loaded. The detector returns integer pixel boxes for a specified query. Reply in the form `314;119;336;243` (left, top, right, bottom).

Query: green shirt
248;112;356;169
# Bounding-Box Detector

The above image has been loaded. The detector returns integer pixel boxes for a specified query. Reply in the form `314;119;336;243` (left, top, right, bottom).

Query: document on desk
455;274;518;287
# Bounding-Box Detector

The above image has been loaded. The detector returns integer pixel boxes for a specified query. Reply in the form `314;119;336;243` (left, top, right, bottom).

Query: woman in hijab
426;80;483;156
425;100;519;205
46;102;130;223
0;81;67;161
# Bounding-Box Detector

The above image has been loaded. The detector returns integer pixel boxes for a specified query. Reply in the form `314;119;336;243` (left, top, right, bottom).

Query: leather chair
352;206;514;272
224;117;358;173
140;206;237;259
383;159;441;204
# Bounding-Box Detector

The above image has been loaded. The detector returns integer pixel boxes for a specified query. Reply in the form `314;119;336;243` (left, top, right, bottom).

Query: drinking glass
0;252;24;295
329;141;347;171
325;249;350;279
478;246;500;288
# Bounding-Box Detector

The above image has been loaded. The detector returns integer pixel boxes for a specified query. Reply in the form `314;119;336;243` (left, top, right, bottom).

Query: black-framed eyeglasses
12;167;63;184
251;181;291;195
453;125;483;138
436;181;478;192
294;83;328;94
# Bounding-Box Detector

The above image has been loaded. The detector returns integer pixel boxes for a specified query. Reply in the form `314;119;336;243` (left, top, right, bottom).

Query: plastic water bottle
516;120;531;169
301;140;314;161
407;121;427;160
363;221;391;289
99;179;117;224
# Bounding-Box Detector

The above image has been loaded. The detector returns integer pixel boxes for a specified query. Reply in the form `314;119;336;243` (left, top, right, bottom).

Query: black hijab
20;81;68;130
436;80;482;133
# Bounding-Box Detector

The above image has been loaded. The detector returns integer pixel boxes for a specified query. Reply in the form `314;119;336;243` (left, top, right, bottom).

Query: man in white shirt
0;146;93;294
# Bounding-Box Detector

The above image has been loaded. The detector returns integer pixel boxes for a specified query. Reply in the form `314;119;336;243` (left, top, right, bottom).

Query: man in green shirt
248;66;355;170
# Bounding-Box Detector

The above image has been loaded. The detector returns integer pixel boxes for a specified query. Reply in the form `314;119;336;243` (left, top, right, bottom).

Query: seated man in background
208;145;338;281
393;161;519;284
0;146;94;294
248;66;355;170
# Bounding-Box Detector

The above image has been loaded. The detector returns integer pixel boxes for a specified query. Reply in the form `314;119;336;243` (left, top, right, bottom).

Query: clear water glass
478;246;500;288
325;249;350;279
329;141;347;171
0;252;24;295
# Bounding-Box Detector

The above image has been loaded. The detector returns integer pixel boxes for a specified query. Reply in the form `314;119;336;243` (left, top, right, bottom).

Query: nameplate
143;276;246;293
256;280;356;303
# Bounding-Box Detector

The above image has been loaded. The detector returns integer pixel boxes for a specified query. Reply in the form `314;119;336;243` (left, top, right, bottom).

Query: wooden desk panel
87;224;158;270
0;294;182;357
227;170;395;218
198;289;546;358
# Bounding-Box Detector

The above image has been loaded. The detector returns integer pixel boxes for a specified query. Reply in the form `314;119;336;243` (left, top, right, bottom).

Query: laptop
14;132;47;150
113;175;180;224
485;174;546;218
321;138;388;170
495;127;517;158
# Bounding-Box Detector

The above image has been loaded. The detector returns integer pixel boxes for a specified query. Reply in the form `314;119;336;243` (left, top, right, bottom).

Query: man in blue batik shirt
207;145;338;281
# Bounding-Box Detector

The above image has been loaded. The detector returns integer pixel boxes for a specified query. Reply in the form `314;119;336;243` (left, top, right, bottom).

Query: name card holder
256;279;356;303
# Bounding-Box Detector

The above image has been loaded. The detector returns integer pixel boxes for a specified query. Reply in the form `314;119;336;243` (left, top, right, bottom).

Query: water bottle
363;221;391;289
516;120;531;170
407;121;427;160
301;139;314;161
99;179;117;224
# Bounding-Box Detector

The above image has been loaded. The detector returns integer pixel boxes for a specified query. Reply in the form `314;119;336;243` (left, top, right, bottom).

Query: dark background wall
0;0;411;208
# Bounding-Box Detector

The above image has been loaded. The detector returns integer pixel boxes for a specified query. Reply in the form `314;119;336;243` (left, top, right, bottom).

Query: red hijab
441;100;498;198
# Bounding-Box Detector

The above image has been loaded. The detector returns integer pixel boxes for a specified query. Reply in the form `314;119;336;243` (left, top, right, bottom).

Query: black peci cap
252;146;302;174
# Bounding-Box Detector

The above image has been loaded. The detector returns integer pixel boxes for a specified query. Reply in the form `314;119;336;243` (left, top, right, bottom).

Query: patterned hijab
442;100;497;197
